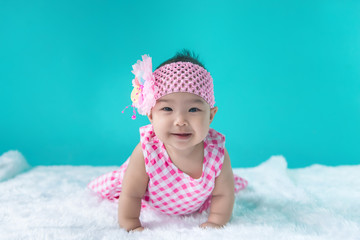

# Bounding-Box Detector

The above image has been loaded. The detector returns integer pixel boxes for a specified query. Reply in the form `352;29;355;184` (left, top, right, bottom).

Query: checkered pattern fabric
88;124;248;215
88;162;129;201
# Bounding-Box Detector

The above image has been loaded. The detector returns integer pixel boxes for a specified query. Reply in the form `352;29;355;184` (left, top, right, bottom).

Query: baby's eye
189;108;200;112
161;107;173;111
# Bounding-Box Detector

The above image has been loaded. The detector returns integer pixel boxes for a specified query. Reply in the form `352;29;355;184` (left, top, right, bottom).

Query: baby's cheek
152;124;166;141
200;125;210;139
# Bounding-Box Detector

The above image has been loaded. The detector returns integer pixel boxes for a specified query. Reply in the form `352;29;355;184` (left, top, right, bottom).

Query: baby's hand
130;226;145;232
199;222;224;229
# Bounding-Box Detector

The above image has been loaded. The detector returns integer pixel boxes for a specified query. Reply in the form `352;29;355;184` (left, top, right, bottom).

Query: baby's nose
175;114;188;126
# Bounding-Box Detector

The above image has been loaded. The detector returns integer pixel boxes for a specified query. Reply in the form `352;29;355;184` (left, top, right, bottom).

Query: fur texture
0;153;359;240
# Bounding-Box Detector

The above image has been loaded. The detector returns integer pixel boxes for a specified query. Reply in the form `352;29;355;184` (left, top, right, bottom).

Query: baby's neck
164;142;204;179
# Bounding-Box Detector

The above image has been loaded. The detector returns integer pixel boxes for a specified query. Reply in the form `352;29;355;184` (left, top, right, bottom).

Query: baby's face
148;92;217;152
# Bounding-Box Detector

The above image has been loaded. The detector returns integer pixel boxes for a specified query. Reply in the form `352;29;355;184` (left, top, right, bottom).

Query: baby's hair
156;49;206;70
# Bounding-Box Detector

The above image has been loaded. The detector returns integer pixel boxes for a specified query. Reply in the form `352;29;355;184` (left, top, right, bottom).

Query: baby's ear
147;110;154;123
209;106;218;124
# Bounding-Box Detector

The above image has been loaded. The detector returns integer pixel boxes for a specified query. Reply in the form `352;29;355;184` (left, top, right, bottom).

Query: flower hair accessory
123;54;215;119
123;55;157;119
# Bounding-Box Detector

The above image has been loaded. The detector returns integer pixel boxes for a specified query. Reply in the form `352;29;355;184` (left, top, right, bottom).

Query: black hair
156;49;206;70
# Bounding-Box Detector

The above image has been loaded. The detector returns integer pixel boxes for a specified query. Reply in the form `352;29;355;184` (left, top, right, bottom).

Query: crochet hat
125;54;215;119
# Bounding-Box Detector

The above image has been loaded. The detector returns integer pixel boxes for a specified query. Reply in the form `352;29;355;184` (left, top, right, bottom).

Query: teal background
1;0;359;168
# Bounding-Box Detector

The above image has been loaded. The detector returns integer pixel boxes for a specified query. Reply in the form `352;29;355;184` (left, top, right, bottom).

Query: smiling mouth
172;133;192;139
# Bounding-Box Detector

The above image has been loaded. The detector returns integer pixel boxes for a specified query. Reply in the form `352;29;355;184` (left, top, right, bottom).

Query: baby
88;50;247;231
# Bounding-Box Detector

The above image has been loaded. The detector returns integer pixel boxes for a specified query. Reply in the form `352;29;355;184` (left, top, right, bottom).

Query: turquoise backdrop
1;0;359;168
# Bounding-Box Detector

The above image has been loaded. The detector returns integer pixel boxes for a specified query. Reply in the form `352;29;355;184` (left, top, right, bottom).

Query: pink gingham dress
88;124;247;215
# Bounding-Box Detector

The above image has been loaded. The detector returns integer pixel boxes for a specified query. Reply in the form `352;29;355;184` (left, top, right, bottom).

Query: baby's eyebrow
157;99;172;103
188;99;206;104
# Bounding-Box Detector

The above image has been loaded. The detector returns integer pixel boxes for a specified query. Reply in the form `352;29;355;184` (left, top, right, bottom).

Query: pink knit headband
125;54;215;119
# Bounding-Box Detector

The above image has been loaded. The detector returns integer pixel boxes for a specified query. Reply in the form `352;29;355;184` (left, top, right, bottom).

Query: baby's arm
118;142;149;231
200;147;235;228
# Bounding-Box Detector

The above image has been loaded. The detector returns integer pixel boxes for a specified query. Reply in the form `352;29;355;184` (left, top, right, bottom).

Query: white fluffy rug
0;150;359;240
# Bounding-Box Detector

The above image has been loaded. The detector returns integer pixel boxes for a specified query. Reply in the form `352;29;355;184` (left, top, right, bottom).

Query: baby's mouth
172;133;192;139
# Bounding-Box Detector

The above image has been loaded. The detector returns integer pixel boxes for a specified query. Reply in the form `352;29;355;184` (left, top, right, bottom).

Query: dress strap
203;128;226;178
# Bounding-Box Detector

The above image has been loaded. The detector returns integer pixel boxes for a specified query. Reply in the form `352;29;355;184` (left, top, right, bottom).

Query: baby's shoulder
139;124;157;143
206;128;225;144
